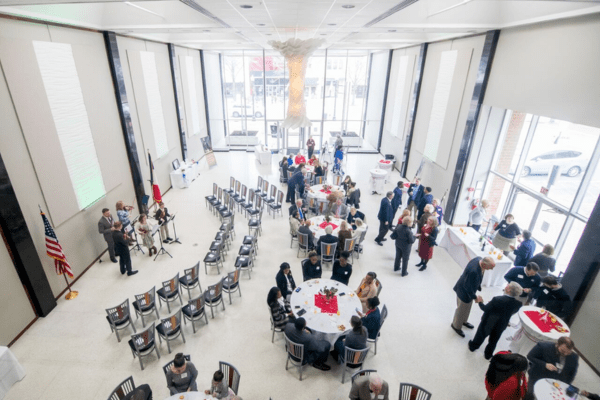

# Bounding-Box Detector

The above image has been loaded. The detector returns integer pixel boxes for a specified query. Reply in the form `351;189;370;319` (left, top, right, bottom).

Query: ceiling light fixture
327;23;336;26
203;29;211;32
240;4;253;9
257;23;266;26
388;29;397;32
341;4;355;9
124;2;163;18
320;33;327;36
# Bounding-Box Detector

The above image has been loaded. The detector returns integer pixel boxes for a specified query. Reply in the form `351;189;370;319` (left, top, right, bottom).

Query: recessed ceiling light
240;4;253;9
320;33;327;36
203;30;211;32
342;4;355;9
328;23;336;26
265;33;272;36
388;29;397;32
257;23;265;26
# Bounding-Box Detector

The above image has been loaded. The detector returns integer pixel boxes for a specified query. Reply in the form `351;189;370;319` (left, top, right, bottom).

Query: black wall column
401;43;428;178
103;31;146;211
168;44;188;161
445;30;500;224
199;50;212;142
0;152;56;316
376;50;394;152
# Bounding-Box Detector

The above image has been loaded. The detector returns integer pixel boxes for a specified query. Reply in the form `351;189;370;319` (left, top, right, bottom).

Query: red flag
148;151;162;203
153;184;162;203
41;210;74;279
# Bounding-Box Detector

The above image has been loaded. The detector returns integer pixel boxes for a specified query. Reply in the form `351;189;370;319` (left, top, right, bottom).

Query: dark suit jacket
112;230;129;257
408;183;424;204
347;210;365;226
154;207;170;224
527;341;579;385
514;239;536;266
377;198;393;223
122;384;152;400
453;257;483;303
417;193;433;219
317;234;338;253
331;260;352;285
98;216;115;241
298;225;315;247
302;258;322;281
284;323;328;364
350;376;389;400
533;285;571;318
289;204;306;220
361;308;381;340
504;267;541;298
348;189;361;208
288;170;305;189
528;253;556;276
476;295;522;335
276;271;296;298
391;187;403;210
393;224;415;251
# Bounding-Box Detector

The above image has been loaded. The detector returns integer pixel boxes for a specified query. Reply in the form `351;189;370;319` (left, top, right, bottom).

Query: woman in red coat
485;351;528;400
416;216;438;271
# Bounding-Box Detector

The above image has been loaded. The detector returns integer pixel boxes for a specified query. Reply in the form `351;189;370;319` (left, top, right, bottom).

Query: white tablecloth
170;163;199;189
509;306;571;356
377;160;393;171
308;216;344;243
306;184;345;202
290;279;362;346
254;145;272;164
369;169;387;194
534;379;578;400
0;346;25;399
438;227;513;287
165;392;215;400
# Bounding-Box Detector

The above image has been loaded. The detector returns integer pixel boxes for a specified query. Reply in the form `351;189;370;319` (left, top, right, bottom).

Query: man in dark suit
451;256;496;337
407;178;424;220
504;262;541;304
391;181;404;224
286;168;306;204
347;207;365;229
468;282;523;359
374;191;394;246
112;221;138;276
298;220;316;250
532;275;571;318
317;226;338;255
417;186;433;220
122;384;152;400
392;216;415;276
527;337;579;393
98;208;118;263
284;317;331;371
289;199;307;220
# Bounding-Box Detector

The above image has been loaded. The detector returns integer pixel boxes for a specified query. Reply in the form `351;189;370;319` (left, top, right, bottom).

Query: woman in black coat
275;262;296;301
267;286;295;329
347;182;361;209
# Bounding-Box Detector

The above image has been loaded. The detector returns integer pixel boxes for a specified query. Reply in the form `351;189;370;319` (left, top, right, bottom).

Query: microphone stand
129;216;144;255
169;214;182;244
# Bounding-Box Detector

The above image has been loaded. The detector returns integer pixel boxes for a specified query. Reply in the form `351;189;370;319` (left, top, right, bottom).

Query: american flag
41;210;73;279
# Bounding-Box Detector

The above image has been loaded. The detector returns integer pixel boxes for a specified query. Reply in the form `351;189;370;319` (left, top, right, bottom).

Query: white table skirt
534;379;575;400
509;306;571;356
0;346;25;399
369;169;387;194
290;279;362;347
438;227;513;287
306;184;345;202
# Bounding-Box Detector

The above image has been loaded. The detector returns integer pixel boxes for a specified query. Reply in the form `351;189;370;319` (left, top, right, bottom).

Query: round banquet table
307;216;344;243
534;379;579;400
377;159;393;171
294;163;314;174
509;306;571;356
290;279;362;346
164;392;215;400
306;184;345;202
369;169;388;194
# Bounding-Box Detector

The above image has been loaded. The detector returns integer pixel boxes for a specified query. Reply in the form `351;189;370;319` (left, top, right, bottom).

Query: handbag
390;230;398;240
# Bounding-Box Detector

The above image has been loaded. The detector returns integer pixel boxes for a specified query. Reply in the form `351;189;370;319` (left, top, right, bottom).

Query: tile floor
6;152;600;400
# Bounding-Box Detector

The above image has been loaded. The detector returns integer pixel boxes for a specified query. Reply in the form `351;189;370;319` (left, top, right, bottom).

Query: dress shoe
163;239;170;243
127;270;139;276
418;265;427;271
312;362;331;371
415;262;423;267
120;269;126;275
484;352;493;360
381;238;387;241
451;324;465;338
375;241;383;246
401;272;409;277
166;237;173;241
468;340;477;352
463;322;475;329
111;258;118;263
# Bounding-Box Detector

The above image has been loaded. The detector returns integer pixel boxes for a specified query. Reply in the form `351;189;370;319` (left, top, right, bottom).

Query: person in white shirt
468;199;489;232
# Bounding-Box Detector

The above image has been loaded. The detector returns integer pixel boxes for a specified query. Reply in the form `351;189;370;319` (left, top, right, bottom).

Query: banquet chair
162;355;190;377
279;166;287;183
179;262;202;300
269;306;285;343
265;184;278;206
133;287;160;328
216;192;230;216
248;198;263;236
238;241;256;261
243;229;259;255
355;227;368;259
222;268;242;304
204;280;226;318
205;183;218;208
235;184;248;212
268;190;284;218
209;187;223;215
315;176;324;185
341;347;370;383
156;309;186;354
157;273;183;313
260;179;269;199
399;383;432;400
235;254;254;279
368;304;388;355
317;200;328;215
128;323;160;370
220;212;236;240
224;176;235;195
215;227;231;251
375;279;383;297
333;174;343;186
204;247;223;275
219;361;241;395
108;376;135;400
243;190;256;218
254;176;263;195
287;170;294;181
290;220;299;248
320;242;337;268
297;233;310;258
344;238;357;263
106;299;136;343
284;336;306;381
182;296;209;333
351;369;378;384
307;197;317;216
231;180;242;202
305;172;314;186
219;197;235;223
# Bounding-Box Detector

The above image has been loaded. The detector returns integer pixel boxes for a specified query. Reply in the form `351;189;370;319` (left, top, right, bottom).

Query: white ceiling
0;0;599;51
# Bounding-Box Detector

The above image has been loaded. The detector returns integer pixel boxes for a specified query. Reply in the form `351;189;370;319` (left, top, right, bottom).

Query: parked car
522;150;588;177
231;105;263;118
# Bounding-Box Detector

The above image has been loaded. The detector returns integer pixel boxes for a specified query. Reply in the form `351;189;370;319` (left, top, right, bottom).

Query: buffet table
438;227;513;287
254;144;272;165
0;346;25;399
509;306;571;356
290;279;362;346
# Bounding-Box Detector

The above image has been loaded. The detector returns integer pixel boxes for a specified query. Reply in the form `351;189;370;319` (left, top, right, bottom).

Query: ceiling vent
364;0;419;28
180;0;232;28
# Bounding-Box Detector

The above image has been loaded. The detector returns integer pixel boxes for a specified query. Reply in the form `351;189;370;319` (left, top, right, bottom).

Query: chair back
381;304;388;325
308;197;316;209
376;279;383;297
106;299;131;326
287;170;294;180
279;166;285;181
399;383;432;400
351;369;377;384
321;242;337;260
134;287;156;310
240;184;248;199
108;376;135;400
315;176;324;185
162;355;191;377
217;186;223;201
235;180;241;195
358;227;368;245
188;295;206;318
131;323;156;353
333;174;343;186
222;191;230;206
277;190;284;206
225;268;240;287
159;309;183;336
317;200;327;215
206;280;223;302
344;346;369;367
228;176;234;190
269;184;277;199
184;263;200;286
212;183;218;197
162;273;180;296
255;196;263;213
284;336;304;363
298;233;309;249
247;189;255;204
256;176;263;191
219;361;241;395
262;179;269;194
344;237;356;252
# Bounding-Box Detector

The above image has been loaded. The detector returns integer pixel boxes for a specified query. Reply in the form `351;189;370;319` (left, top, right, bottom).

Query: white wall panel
140;51;169;159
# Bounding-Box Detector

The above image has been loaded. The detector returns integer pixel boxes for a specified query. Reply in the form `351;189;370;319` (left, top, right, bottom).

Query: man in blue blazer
510;230;536;266
375;191;394;246
527;337;579;393
407;178;424;220
391;181;404;223
417;186;433;220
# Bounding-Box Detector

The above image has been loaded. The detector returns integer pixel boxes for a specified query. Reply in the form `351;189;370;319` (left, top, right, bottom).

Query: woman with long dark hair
267;286;295;329
485;351;529;400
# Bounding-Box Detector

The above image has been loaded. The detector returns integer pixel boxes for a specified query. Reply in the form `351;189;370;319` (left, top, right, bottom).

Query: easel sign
201;136;218;169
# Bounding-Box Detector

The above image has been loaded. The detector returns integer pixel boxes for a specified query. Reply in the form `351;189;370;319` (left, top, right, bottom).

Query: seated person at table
267;286;295;329
205;370;234;399
357;297;381;340
331;251;352;285
166;353;198;395
298;220;316;250
295;152;306;165
527;337;579;393
284;317;331;371
511;230;536;267
356;272;378;313
276;262;296;302
280;156;289;179
302;251;322;281
347;207;365;228
317;226;338;255
289;212;301;235
349;373;389;400
341;176;353;193
313;160;324;178
122;384;153;400
528;244;556;278
287;155;294;167
532;275;571;318
308;154;318;166
581;390;600;400
331;315;368;363
289;199;306;219
504;262;541;304
347;182;361;209
328;198;348;219
338;221;353;254
352;219;366;239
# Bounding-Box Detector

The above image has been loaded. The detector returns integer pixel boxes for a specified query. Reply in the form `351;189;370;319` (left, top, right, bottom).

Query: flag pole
63;272;78;300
